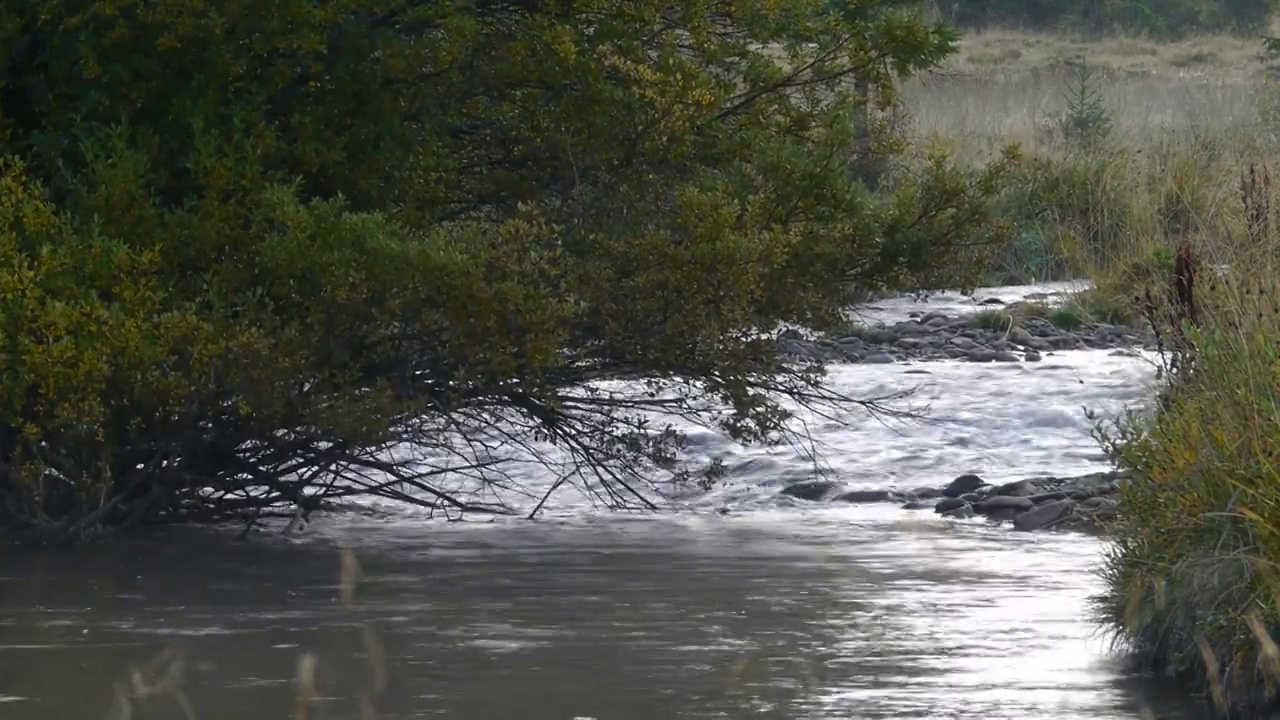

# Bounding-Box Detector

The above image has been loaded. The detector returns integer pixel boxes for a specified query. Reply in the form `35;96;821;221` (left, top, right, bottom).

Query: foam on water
359;280;1154;519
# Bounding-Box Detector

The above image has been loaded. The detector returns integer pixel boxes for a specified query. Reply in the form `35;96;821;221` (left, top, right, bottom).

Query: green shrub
1096;260;1280;714
968;308;1017;330
0;0;1015;537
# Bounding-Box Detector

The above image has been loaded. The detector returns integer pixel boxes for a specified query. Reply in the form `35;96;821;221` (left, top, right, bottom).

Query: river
0;284;1217;719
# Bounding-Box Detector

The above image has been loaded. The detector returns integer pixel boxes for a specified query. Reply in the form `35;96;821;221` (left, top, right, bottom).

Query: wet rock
959;492;984;503
943;473;987;498
949;336;977;350
901;500;929;510
1013;499;1076;532
1063;472;1120;500
941;502;975;519
780;339;815;359
985;507;1020;522
780;480;840;501
863;352;896;364
835;489;899;503
976;495;1035;512
1008;327;1035;345
994;351;1021;362
909;486;943;500
967;348;997;362
1027;491;1070;504
1024;350;1043;362
1045;335;1082;350
993;479;1038;497
980;297;1006;305
934;497;969;513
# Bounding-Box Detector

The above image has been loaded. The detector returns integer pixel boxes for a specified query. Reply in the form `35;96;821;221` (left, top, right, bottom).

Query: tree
0;0;1010;538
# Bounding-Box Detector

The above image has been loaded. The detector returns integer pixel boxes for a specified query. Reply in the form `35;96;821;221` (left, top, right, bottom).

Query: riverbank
914;28;1280;715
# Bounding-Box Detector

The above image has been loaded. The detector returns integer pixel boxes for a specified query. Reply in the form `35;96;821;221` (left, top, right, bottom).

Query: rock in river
1013;499;1076;532
780;480;840;501
942;473;986;498
835;489;900;503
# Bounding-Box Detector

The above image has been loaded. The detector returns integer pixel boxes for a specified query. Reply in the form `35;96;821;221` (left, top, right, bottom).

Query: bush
0;1;1014;537
1095;184;1280;713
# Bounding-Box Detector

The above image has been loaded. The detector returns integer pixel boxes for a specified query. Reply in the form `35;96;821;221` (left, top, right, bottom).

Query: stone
1063;472;1120;500
943;473;986;498
863;352;896;364
920;311;948;325
941;503;975;519
993;479;1038;497
948;336;977;350
1027;491;1070;504
1009;327;1035;345
901;500;929;510
834;489;899;503
967;348;997;362
1013;499;1076;532
994;351;1021;362
909;486;943;500
976;495;1035;512
1024;350;1042;362
1079;496;1120;519
934;497;969;513
780;480;839;501
985;507;1020;522
780;340;815;358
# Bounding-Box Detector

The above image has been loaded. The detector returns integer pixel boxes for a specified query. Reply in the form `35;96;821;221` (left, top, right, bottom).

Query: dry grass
1092;159;1280;714
899;29;1272;164
890;29;1280;284
943;29;1273;82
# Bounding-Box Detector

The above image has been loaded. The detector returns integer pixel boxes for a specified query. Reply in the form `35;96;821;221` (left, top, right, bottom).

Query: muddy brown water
0;507;1212;719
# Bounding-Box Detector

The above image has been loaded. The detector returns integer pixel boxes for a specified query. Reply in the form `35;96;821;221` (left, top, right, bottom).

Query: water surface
0;284;1210;720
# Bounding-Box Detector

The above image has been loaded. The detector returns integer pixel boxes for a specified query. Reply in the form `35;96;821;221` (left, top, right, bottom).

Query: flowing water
0;284;1217;719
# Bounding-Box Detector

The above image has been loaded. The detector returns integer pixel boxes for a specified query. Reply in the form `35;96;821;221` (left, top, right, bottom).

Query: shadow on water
0;511;1214;720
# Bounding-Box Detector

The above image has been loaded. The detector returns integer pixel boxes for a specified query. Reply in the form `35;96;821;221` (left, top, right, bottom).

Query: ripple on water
0;285;1198;720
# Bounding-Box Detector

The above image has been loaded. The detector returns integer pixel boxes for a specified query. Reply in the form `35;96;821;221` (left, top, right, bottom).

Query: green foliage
1058;63;1113;150
1095;277;1280;714
0;0;1012;535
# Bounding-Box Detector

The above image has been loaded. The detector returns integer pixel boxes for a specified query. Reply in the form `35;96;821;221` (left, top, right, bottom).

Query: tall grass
897;28;1280;286
1093;266;1280;714
904;30;1280;712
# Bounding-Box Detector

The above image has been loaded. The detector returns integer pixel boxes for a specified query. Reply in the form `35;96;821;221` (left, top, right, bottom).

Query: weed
968;308;1017;331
